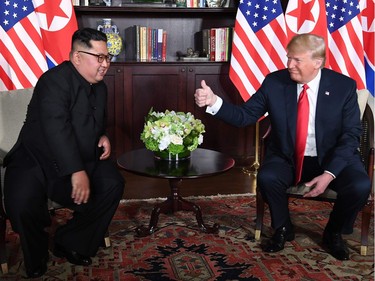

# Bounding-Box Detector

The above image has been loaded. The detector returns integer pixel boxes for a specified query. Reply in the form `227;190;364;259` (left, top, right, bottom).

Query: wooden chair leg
360;203;372;256
255;190;265;240
0;213;8;274
104;230;111;248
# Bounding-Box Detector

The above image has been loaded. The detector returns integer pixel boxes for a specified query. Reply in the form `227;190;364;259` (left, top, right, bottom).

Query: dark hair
71;28;107;50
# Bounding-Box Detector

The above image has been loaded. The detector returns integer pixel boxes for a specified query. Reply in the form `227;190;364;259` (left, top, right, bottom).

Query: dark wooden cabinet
75;6;259;165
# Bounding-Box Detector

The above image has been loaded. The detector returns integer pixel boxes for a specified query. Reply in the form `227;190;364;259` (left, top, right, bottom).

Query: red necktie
295;84;309;184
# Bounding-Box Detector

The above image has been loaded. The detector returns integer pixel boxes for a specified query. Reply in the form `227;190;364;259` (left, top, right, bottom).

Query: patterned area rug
1;194;374;280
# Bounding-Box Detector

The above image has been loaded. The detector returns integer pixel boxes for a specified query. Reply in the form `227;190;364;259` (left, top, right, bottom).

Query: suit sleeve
320;80;362;176
215;84;269;127
36;72;85;176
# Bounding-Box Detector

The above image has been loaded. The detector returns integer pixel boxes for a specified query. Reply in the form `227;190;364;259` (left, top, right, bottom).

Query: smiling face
71;40;110;84
287;50;323;84
286;33;326;84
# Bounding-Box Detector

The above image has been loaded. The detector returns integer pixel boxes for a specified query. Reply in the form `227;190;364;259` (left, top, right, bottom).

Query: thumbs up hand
194;80;217;107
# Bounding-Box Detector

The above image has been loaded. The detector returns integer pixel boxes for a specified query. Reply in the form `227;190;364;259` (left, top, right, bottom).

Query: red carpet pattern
1;194;374;280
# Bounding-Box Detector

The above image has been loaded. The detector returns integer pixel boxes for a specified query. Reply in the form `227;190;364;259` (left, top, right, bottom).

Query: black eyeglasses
77;51;113;63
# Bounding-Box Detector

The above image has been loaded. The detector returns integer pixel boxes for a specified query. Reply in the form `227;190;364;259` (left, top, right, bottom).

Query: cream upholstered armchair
0;88;33;273
254;89;374;256
0;88;111;274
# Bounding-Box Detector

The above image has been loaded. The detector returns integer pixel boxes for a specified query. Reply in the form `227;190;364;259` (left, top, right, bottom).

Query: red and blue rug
1;194;374;280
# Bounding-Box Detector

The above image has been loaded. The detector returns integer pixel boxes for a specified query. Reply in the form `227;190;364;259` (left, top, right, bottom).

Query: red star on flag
35;0;69;29
287;0;316;31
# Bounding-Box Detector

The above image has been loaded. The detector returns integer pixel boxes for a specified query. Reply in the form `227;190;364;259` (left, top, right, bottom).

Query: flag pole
242;121;260;176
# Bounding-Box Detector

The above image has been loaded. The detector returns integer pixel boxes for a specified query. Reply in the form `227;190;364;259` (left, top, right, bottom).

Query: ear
71;51;81;65
315;58;323;69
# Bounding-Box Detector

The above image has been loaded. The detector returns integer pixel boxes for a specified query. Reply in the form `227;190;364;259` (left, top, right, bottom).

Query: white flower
141;109;205;155
158;135;170;151
198;134;204;145
170;134;183;145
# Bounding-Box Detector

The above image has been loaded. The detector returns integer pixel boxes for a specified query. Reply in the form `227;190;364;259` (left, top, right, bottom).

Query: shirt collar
298;69;321;94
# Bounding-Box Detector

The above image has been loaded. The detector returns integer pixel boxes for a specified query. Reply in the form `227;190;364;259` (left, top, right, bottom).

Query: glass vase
154;150;191;161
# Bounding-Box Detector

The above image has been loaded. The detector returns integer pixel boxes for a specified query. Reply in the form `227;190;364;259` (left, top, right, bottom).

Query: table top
117;148;235;179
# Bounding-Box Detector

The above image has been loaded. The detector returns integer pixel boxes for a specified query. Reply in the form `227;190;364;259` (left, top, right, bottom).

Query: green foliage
140;108;205;155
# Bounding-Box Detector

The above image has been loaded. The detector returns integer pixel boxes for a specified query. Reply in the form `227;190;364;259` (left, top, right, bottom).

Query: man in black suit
4;28;125;278
194;33;371;260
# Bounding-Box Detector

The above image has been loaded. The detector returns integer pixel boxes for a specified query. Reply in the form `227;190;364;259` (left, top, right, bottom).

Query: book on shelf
194;29;210;59
209;28;216;61
157;29;163;61
139;26;147;61
162;30;167;62
124;25;137;61
194;27;233;62
125;25;167;62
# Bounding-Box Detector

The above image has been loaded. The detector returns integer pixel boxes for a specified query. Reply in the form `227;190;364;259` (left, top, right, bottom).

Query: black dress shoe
262;226;295;253
26;255;48;278
53;243;92;266
26;263;47;279
322;230;349;260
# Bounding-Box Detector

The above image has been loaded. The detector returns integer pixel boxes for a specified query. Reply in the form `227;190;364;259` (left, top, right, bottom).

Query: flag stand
242;121;260;176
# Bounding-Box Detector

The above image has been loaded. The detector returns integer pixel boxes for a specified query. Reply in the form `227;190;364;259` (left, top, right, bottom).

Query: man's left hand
98;135;111;160
303;172;334;197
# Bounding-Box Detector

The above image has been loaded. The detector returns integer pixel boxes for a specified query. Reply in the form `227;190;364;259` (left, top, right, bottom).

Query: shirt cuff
206;96;223;115
324;170;336;179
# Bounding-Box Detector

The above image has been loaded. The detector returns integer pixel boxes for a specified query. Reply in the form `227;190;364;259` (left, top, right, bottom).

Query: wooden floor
120;165;257;200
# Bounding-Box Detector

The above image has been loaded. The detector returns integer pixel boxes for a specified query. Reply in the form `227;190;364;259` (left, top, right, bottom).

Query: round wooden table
117;148;235;236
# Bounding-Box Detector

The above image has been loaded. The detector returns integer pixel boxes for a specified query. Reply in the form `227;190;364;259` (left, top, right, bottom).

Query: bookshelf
74;6;236;62
74;6;260;165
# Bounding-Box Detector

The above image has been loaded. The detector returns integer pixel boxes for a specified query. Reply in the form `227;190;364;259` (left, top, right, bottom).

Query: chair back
360;105;374;197
0;88;33;163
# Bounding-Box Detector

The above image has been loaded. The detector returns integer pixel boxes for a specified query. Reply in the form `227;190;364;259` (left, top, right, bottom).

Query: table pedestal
136;178;220;237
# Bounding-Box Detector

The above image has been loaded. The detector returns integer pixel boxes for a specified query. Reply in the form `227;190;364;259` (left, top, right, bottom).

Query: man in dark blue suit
194;33;371;260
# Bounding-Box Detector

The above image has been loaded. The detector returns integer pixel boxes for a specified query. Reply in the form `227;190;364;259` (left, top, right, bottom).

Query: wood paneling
76;7;261;166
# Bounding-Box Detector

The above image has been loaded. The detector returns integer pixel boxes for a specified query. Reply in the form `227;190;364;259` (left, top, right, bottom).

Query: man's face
287;50;322;84
74;40;111;84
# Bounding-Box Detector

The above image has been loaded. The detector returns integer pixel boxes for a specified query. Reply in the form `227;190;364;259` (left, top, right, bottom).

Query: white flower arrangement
141;108;205;156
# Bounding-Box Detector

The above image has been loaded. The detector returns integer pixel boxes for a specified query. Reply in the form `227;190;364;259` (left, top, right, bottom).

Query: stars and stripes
0;0;77;91
0;0;47;90
229;0;288;101
325;0;366;90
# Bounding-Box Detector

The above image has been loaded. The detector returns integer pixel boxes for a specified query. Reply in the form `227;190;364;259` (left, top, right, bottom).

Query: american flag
0;0;77;91
326;0;366;90
229;0;288;101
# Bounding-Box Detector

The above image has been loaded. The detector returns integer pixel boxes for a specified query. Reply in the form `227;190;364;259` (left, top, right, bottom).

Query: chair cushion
357;89;369;120
287;184;337;199
0;88;34;164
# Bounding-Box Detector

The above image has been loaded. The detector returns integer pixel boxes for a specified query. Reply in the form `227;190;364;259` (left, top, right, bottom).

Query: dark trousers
4;148;124;271
257;155;371;234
